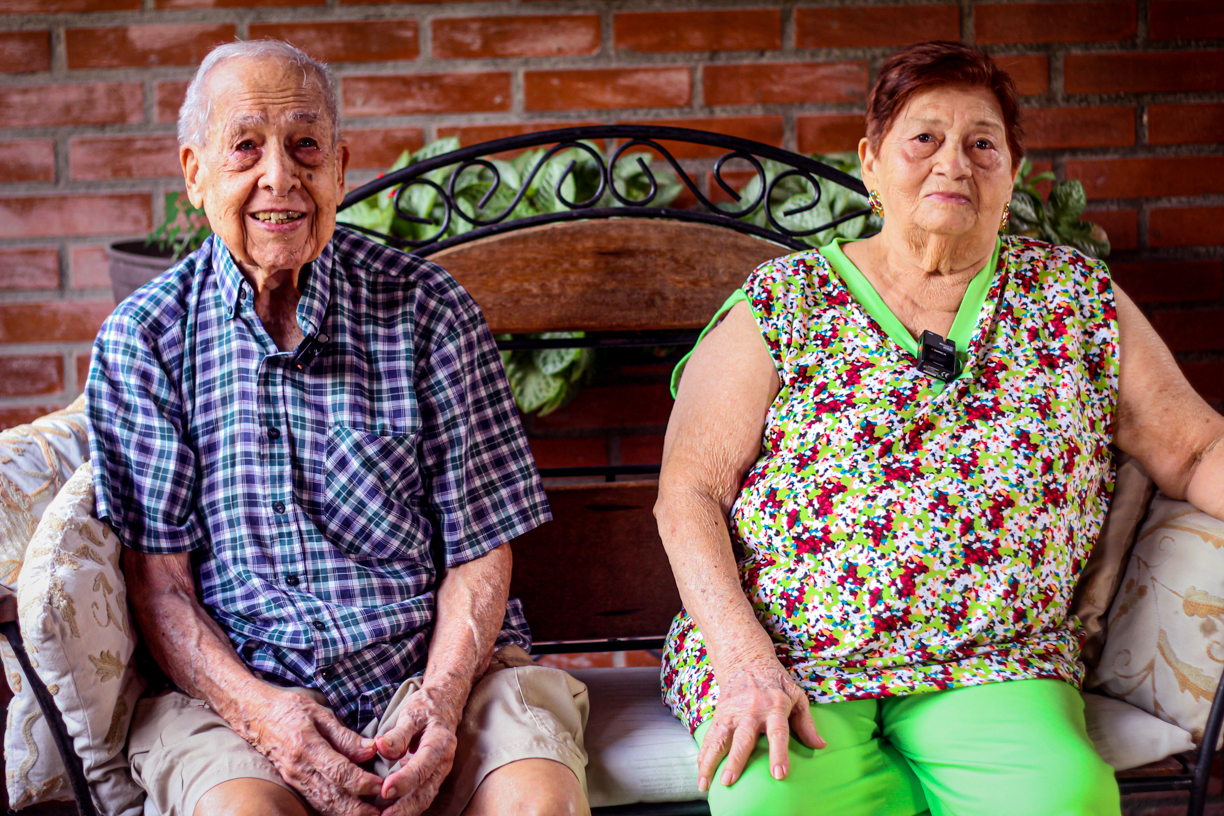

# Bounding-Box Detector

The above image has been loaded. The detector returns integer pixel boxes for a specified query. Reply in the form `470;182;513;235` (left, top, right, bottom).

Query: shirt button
320;666;337;681
272;500;286;514
312;620;326;632
267;427;281;441
285;575;299;587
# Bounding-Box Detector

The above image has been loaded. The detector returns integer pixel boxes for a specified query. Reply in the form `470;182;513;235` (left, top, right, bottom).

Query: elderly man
87;39;589;816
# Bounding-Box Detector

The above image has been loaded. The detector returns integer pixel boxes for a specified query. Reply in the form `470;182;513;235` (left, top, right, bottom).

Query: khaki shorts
127;647;589;816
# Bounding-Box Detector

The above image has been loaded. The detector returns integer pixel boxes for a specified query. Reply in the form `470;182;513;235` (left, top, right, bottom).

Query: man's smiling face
181;55;349;284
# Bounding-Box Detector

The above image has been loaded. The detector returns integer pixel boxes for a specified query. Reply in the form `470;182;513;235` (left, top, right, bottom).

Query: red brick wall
0;0;1220;428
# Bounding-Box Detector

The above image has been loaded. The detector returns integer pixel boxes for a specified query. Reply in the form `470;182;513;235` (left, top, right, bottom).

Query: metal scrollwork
446;157;505;226
764;169;824;237
606;139;767;219
339;124;872;257
709;151;767;218
391;177;451;247
446;140;610;230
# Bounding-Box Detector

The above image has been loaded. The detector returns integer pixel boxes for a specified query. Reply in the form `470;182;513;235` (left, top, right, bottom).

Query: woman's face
860;84;1015;243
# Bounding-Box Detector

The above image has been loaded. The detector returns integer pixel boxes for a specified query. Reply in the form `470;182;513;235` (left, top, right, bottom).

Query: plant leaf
512;149;546;197
1010;189;1043;225
513;365;565;414
613;151;652;180
729;170;764;216
387;149;413;174
491;159;521;194
774;192;834;246
655;181;683;208
1016;156;1033;182
534;151;578;213
836;189;872;239
822;180;851;220
814;151;859;175
530;331;585;376
337;196;394;238
534;346;582;376
411;137;460;164
1050;180;1087;224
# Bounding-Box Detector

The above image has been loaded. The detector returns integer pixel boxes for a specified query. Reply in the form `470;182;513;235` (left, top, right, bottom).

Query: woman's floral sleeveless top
661;236;1120;733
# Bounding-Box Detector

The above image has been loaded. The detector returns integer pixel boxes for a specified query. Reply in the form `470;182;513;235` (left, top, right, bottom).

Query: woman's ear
858;137;876;190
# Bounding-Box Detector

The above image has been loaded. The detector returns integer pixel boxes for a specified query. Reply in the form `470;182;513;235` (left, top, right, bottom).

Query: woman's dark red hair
865;41;1024;167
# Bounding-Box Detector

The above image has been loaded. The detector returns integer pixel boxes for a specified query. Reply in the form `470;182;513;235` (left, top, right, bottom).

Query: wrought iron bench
2;124;1221;816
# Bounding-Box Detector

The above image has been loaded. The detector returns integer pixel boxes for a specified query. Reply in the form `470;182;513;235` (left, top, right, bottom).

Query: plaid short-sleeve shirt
87;228;550;730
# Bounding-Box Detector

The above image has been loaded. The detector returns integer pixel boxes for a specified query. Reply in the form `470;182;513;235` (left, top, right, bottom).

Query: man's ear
336;140;351;194
181;144;205;209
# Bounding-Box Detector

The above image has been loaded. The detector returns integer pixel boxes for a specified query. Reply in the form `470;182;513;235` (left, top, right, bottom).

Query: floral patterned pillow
0;395;89;590
16;461;145;815
1091;494;1224;745
0;396;89;808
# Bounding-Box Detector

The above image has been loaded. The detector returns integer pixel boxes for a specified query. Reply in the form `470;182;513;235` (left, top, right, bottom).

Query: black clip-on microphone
916;330;959;382
292;333;330;371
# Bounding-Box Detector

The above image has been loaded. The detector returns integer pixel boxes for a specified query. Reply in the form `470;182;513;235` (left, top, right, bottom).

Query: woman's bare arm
1113;286;1224;520
654;301;823;792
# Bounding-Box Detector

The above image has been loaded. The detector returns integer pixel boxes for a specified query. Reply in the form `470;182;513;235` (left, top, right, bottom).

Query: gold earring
999;202;1011;234
869;189;884;219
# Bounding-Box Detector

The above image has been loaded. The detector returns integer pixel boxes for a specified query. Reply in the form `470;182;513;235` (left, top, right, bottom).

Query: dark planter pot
105;241;177;304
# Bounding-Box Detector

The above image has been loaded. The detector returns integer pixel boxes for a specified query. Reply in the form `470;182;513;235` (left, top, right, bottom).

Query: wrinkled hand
698;659;824;792
375;683;464;816
240;684;383;816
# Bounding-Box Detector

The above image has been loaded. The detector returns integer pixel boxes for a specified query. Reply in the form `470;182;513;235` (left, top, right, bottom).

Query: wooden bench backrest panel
508;481;680;644
430;219;791;334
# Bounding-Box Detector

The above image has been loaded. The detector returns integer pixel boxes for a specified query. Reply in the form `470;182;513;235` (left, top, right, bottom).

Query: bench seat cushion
572;667;1196;808
571;667;703;807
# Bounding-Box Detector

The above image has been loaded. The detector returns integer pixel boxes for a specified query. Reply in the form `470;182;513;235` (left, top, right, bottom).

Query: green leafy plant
730;152;881;245
340;137;683;416
147;192;212;260
1007;158;1110;258
497;333;595;417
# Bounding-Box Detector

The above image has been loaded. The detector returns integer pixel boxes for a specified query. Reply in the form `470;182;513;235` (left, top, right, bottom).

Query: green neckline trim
668;236;1003;399
818;236;1001;376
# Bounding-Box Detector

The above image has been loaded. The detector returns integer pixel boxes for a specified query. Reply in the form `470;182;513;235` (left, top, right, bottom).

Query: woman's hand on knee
698;661;824;792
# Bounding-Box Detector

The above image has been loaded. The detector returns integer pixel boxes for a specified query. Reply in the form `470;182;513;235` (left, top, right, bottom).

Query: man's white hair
178;39;339;148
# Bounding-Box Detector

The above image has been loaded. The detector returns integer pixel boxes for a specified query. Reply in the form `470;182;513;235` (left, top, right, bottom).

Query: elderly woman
657;41;1224;816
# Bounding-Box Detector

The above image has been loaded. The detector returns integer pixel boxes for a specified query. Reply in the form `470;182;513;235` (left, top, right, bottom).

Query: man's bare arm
125;548;261;707
374;543;513;816
125;549;384;816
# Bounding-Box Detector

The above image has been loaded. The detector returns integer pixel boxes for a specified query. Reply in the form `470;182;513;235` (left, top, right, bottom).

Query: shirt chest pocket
322;426;432;563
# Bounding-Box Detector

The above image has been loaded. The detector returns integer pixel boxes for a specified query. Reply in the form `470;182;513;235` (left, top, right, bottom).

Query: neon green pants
693;679;1120;816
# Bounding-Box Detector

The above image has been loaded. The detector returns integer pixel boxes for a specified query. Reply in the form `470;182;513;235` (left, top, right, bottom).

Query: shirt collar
213;237;246;321
212;235;334;337
296;239;333;339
